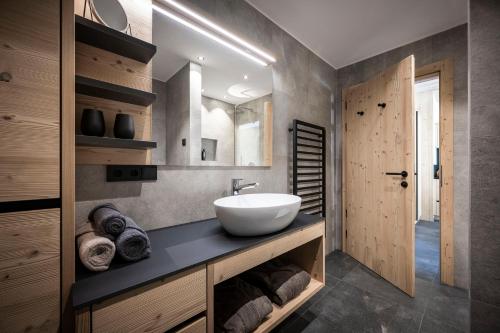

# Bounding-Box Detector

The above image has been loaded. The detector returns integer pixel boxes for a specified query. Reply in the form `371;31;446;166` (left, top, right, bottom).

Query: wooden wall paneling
92;266;206;333
0;209;60;333
75;0;153;43
0;0;60;201
62;0;76;331
415;59;454;286
76;94;152;139
76;146;150;165
74;0;153;165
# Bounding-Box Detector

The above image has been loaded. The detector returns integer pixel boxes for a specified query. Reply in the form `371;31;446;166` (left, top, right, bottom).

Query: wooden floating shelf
75;75;156;106
254;279;324;333
75;15;156;63
76;135;157;150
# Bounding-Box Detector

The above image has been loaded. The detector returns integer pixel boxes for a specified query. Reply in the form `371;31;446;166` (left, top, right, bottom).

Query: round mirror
90;0;128;32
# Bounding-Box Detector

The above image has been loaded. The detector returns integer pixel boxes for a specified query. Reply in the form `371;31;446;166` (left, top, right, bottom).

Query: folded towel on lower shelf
77;222;116;272
88;203;127;236
115;216;151;262
241;260;311;306
215;277;273;333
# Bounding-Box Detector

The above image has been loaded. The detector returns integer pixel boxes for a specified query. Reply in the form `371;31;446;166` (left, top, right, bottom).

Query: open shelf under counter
254;279;324;333
76;135;157;150
75;75;156;107
75;15;156;64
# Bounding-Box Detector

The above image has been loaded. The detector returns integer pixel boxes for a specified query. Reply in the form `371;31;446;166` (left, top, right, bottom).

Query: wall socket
106;165;157;182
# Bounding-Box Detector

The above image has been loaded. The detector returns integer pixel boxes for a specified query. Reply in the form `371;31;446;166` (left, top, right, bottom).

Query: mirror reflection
152;5;273;167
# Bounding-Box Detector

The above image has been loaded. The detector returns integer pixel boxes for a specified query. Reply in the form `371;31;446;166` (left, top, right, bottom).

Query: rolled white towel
77;222;116;272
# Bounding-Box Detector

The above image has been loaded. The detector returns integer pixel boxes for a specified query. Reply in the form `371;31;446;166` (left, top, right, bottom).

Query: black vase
81;108;105;137
114;114;135;139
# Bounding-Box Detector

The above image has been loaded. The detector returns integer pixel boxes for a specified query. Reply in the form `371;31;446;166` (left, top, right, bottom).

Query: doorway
342;58;456;292
415;75;441;282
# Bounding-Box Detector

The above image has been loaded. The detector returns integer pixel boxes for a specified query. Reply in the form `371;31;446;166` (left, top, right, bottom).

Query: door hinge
344;100;347;110
345;229;348;238
344;123;347;131
345;209;347;218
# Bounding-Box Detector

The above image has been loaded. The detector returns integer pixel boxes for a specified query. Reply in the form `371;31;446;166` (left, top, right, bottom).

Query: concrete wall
75;0;337;252
152;79;167;165
164;62;191;166
334;24;469;289
469;0;500;331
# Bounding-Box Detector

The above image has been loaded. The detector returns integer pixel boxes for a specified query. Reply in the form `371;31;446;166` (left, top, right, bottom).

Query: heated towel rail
290;119;326;217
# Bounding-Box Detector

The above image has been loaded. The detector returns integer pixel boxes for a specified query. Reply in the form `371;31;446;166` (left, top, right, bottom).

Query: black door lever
385;171;408;177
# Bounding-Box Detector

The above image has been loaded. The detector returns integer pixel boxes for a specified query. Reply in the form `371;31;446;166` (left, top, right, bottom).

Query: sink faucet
232;178;259;195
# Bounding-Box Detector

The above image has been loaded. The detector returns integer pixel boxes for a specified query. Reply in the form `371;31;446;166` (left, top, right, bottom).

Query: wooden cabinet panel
175;317;206;333
0;209;60;333
212;222;324;284
92;266;206;333
0;0;60;202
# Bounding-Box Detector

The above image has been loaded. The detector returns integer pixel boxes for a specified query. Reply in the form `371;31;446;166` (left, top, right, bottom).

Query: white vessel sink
214;193;302;236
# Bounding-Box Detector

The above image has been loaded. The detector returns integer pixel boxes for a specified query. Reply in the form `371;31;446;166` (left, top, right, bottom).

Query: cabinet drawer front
213;222;324;284
175;317;206;333
92;266;207;333
0;209;60;333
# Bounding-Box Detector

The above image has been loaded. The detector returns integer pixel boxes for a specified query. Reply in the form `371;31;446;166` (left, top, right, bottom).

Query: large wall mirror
152;5;273;167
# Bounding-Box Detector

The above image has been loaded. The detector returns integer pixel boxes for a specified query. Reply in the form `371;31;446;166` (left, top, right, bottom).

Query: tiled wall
76;0;337;252
334;25;469;289
470;0;500;331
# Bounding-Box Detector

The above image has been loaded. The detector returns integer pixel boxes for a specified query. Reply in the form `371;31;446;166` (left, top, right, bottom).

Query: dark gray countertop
72;213;324;309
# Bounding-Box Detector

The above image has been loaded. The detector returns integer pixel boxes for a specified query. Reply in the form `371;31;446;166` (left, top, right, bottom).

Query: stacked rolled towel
115;216;152;262
241;259;311;306
76;222;116;272
88;203;127;236
215;277;273;333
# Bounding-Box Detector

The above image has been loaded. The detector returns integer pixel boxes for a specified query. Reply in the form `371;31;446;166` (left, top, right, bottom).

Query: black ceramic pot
114;114;135;139
81;108;105;137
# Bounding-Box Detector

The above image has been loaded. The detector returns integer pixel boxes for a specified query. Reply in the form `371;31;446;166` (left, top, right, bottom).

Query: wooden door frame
341;58;455;287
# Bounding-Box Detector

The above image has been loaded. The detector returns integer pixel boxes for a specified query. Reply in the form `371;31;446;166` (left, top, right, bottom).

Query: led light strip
153;4;268;66
156;0;276;63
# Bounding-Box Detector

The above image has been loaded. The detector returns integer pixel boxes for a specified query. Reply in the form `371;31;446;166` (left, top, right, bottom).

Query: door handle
385;171;408;177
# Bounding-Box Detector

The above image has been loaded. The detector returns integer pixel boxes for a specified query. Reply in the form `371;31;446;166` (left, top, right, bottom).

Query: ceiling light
243;75;248;80
153;4;268;67
197;56;205;61
223;95;227;99
201;88;205;93
158;0;276;63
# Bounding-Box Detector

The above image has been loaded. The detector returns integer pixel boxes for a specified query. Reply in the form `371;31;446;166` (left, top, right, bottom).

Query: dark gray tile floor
272;221;470;333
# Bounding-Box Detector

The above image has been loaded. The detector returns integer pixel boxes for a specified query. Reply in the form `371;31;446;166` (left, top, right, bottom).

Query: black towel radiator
290;119;326;217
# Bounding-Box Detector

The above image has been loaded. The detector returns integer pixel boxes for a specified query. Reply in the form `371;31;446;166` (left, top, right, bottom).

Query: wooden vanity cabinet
81;266;207;333
75;220;325;333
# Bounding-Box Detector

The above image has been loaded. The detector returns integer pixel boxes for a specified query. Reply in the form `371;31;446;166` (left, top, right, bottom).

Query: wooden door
342;56;415;296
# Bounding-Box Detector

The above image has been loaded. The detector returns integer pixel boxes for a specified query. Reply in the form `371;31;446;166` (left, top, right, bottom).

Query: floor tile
308;280;400;332
324;250;359;279
420;312;467;333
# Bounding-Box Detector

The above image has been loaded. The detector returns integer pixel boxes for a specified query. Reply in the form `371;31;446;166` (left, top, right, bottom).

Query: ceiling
246;0;467;68
153;10;272;105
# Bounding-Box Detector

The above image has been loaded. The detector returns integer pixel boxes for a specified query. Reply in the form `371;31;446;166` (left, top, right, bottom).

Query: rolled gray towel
88;203;126;236
215;277;273;333
241;259;311;306
115;216;151;262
